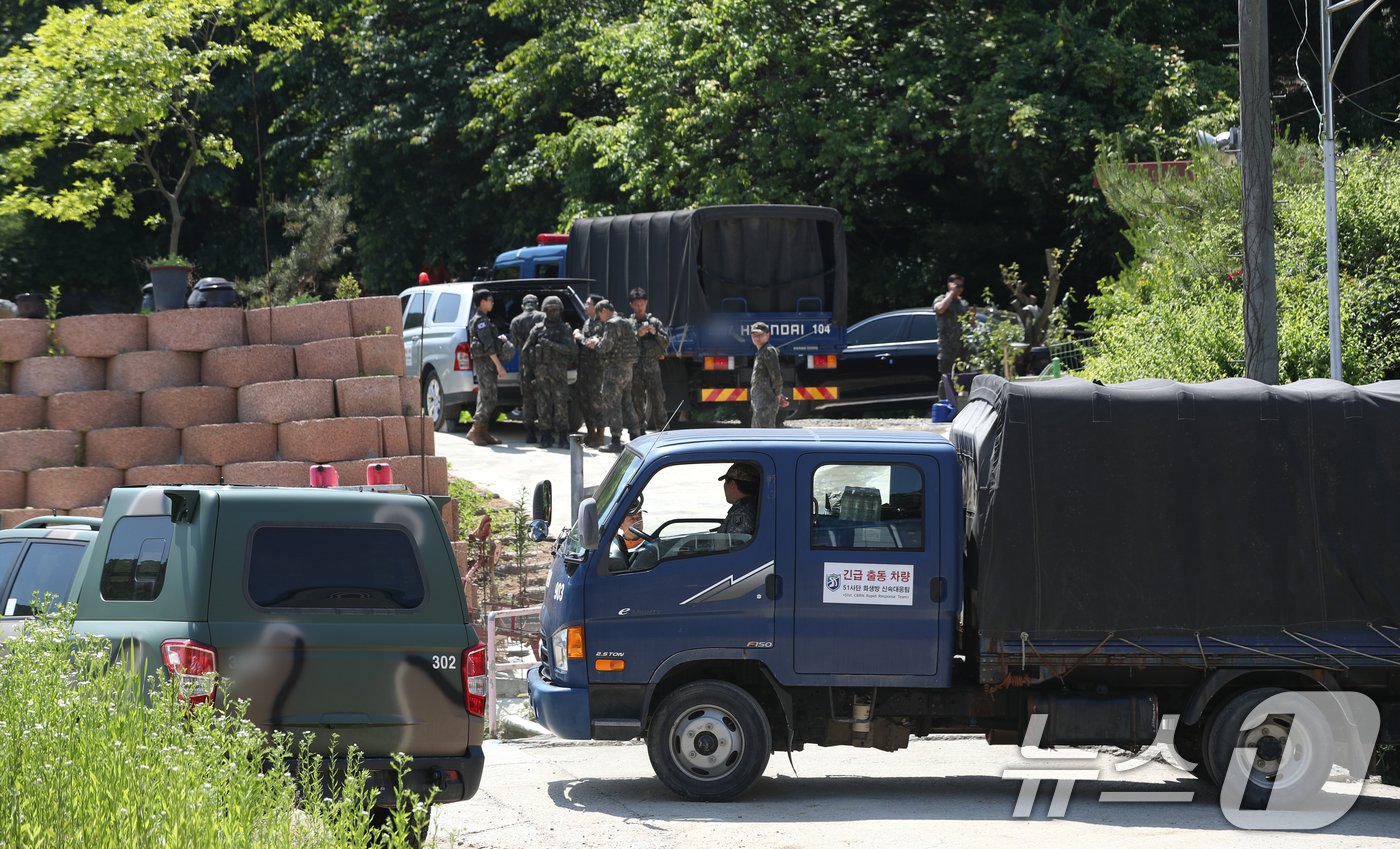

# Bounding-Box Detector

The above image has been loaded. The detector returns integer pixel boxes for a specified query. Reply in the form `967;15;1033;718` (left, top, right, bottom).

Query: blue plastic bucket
930;400;956;423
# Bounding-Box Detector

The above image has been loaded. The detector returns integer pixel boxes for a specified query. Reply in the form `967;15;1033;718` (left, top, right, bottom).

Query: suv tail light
161;639;218;706
464;644;487;717
454;342;472;371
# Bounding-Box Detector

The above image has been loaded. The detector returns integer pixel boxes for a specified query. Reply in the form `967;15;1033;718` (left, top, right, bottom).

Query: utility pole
1239;0;1278;384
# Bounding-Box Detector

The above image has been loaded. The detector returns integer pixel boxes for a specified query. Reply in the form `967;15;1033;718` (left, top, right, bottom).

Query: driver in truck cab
718;463;760;535
609;495;658;572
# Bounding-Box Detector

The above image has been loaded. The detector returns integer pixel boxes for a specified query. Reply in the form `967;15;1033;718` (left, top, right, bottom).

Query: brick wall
0;298;449;528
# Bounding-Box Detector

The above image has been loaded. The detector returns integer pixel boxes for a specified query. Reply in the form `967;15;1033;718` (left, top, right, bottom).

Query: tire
646;680;772;802
422;371;461;433
1171;719;1212;782
368;805;430;848
1204;687;1333;810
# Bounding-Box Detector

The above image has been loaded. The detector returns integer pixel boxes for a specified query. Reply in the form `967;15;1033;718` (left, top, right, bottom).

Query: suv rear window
101;516;174;601
248;526;425;610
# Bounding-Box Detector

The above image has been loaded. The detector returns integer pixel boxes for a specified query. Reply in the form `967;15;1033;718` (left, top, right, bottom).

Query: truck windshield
562;451;642;560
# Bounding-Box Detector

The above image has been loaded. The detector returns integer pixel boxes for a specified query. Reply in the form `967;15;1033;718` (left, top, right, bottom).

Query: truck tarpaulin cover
951;375;1400;639
565;205;847;327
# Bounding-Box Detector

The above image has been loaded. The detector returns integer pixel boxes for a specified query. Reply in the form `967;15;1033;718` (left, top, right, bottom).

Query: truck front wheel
647;680;771;801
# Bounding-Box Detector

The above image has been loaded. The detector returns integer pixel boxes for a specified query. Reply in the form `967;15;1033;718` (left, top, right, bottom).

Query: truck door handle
765;574;782;600
930;577;946;603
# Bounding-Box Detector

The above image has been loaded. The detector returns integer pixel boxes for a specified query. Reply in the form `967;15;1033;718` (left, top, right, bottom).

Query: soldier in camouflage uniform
510;294;544;443
573;294;606;448
749;321;785;428
627;287;670;433
526;296;578;448
467;289;508;446
584;300;637;453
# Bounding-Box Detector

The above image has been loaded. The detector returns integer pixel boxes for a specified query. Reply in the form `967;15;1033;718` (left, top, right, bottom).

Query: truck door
792;454;943;677
583;455;779;682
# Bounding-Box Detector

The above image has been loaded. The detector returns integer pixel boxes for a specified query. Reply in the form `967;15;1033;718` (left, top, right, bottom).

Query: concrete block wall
0;296;450;526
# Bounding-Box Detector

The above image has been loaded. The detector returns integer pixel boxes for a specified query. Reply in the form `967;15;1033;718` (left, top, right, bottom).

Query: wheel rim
424;378;443;425
1233;714;1315;792
667;703;745;781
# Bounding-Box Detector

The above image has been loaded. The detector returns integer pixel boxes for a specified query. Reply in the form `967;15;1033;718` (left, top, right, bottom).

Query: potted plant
146;255;193;311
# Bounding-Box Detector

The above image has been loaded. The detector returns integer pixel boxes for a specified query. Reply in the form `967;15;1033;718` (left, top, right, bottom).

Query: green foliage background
1;0;1398;379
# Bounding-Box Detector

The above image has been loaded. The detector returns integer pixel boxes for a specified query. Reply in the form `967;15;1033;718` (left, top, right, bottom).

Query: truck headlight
552;625;584;674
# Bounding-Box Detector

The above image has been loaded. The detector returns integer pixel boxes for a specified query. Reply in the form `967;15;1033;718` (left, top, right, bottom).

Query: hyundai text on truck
527;375;1400;805
492;205;848;422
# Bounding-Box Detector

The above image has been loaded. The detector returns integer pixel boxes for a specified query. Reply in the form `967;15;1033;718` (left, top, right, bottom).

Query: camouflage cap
717;463;760;484
596;299;616;313
542;295;564;311
750;321;771;335
522;294;539;307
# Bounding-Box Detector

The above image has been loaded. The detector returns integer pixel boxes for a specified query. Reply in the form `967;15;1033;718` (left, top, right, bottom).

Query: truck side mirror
576;498;600;550
532;480;552;524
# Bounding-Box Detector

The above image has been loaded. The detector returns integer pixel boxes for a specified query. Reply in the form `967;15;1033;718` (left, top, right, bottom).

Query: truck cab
528;429;962;797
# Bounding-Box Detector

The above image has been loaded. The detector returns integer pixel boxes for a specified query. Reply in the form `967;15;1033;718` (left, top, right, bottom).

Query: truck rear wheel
1204;687;1333;810
647;680;771;801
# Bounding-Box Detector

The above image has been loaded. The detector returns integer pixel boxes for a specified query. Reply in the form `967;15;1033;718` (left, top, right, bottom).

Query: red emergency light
536;233;569;245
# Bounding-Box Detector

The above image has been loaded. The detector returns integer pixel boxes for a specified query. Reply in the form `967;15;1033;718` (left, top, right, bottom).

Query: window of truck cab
602;459;765;574
561;451;642;562
809;462;924;551
246;524;426;611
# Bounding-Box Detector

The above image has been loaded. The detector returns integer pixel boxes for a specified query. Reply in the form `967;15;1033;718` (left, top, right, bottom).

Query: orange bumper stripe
700;388;749;402
791;387;839;400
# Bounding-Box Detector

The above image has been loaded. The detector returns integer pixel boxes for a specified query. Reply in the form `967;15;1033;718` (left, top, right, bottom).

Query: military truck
69;484;484;834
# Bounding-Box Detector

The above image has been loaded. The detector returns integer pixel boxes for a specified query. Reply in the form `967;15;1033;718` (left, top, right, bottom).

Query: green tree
0;0;319;258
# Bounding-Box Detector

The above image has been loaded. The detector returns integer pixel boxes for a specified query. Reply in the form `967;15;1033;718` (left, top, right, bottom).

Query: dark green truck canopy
565;205;847;328
951;375;1400;639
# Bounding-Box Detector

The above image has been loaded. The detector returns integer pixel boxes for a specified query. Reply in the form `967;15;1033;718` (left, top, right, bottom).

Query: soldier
749;321;786;428
526;296;578;448
510;294;544;443
466;289;509;446
573;294;607;447
627;287;670;433
584;300;637;453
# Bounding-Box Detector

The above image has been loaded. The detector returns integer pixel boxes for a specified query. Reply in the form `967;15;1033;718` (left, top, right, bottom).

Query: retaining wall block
441;498;460;541
1;508;57;530
54;314;147;358
356;335;405;377
0;395;45;432
237;379;335;424
278;417;382;463
0;429;80;471
45;390;141;432
12;356;106;397
400;377;422;416
221;460;312;488
452;540;471;573
26;466;124;511
107;350;200;393
147;307;247;352
380;454;449;496
380;416;410;457
125;464;220;487
350;296;404;338
0;470;24;509
201;344;296;388
246;301;353;347
182;422;278;467
141;385;238;430
295;337;361;380
403;415;435;455
86;426;180;470
0;320;49;362
335;375;402;418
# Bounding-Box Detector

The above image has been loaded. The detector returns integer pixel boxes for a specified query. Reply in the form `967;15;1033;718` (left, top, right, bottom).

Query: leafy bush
0;607;426;848
1084;141;1400;383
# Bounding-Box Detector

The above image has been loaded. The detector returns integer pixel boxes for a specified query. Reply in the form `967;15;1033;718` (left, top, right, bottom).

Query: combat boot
525;426;538;444
467;422;492;447
538;432;555;449
584;427;604;448
600;432;624;453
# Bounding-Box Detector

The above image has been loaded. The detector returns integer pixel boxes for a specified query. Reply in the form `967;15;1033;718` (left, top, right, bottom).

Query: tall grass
0;607;428;848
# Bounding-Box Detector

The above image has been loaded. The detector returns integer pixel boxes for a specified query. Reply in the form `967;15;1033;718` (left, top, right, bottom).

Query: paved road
429;736;1400;849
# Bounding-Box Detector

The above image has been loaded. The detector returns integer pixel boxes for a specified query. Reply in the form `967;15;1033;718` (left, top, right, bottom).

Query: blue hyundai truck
492;205;848;422
528;375;1400;804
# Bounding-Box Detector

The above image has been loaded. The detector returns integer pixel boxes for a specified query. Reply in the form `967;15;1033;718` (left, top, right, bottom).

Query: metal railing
484;604;542;737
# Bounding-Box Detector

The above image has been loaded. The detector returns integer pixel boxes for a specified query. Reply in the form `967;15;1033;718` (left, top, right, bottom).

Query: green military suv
69;484;484;828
